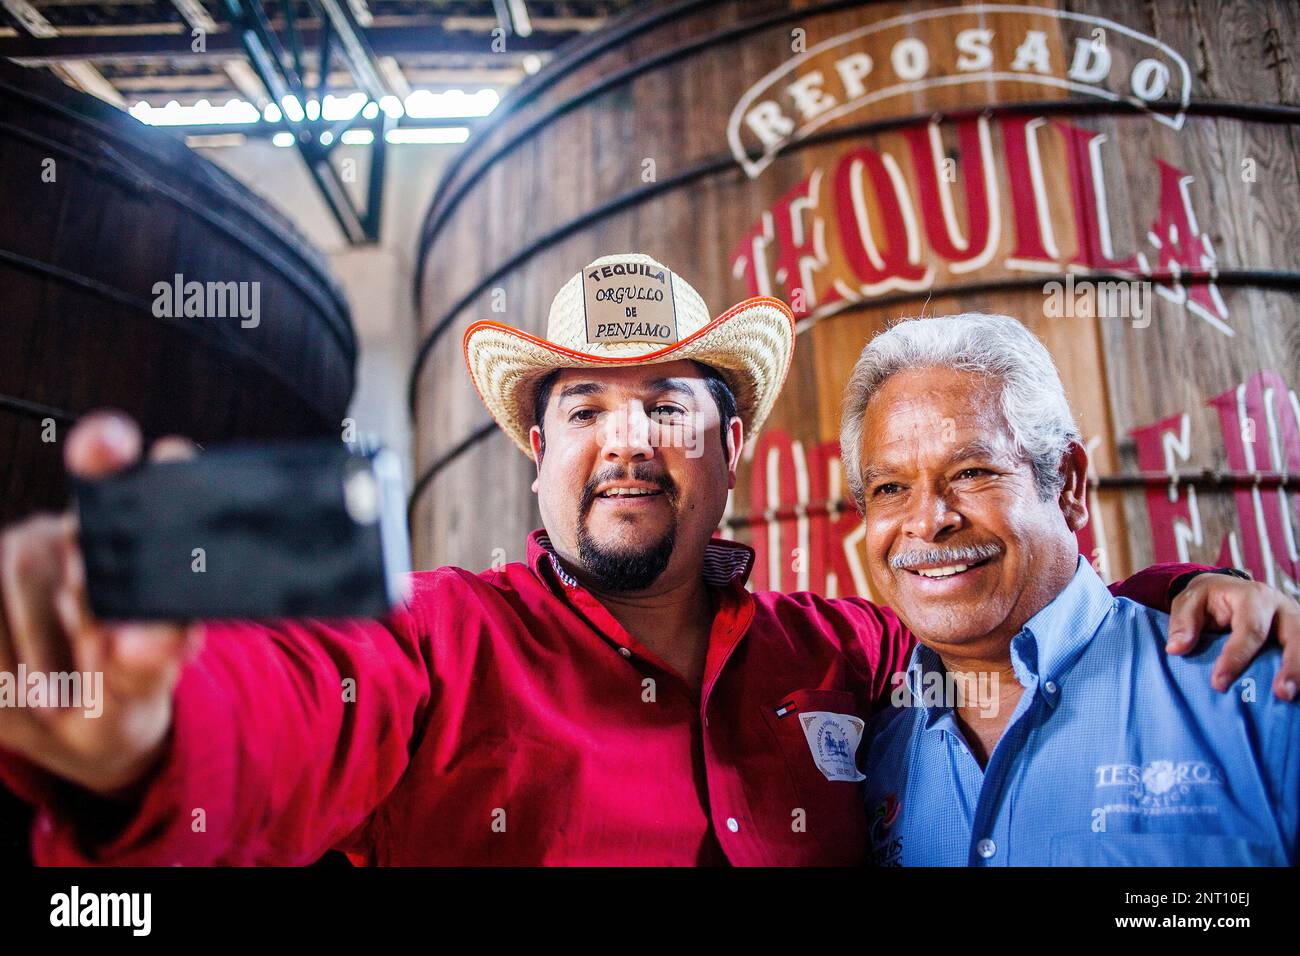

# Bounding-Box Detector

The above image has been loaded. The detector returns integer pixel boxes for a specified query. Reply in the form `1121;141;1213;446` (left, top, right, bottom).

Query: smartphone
74;441;411;620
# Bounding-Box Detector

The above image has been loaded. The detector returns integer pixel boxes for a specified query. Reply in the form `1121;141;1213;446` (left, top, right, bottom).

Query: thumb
65;410;143;480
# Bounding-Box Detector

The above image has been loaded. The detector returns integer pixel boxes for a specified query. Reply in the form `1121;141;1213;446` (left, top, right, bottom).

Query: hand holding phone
0;412;202;798
75;440;411;621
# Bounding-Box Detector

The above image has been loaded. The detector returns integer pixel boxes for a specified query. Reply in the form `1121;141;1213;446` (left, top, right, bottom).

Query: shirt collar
901;642;956;731
1012;555;1116;686
901;555;1114;727
525;528;755;591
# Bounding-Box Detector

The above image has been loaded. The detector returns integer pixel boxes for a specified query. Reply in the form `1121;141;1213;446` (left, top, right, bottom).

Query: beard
574;464;678;592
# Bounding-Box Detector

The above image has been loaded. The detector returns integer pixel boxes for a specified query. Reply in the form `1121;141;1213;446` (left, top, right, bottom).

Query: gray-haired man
847;313;1300;866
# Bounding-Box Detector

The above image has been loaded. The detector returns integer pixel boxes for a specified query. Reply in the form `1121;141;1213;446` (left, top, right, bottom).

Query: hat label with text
583;262;679;345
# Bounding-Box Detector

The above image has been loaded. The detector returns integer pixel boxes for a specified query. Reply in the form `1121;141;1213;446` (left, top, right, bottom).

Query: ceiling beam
171;0;219;33
223;55;269;104
110;65;518;95
1;0;57;39
52;59;128;106
376;55;410;98
0;24;580;63
345;0;372;29
3;0;126;107
311;0;386;102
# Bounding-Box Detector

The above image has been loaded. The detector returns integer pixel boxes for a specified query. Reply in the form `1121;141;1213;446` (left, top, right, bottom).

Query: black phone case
75;441;407;620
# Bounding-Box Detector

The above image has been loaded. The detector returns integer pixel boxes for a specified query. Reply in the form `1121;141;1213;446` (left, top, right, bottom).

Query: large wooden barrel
0;59;356;527
0;59;355;862
413;0;1300;600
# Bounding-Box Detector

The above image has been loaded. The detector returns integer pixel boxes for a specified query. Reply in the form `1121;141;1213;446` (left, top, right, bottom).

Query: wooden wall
413;0;1300;598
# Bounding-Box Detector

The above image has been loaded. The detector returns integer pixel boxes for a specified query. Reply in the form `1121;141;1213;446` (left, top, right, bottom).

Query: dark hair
532;368;563;456
532;361;737;458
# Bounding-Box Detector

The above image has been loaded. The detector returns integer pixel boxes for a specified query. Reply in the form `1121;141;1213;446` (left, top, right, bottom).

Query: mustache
890;542;1003;570
579;464;677;516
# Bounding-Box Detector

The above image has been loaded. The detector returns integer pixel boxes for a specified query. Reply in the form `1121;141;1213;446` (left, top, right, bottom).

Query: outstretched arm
0;412;437;865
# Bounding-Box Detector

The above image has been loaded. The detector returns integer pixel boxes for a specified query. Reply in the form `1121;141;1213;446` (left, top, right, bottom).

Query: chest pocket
761;688;869;856
1049;832;1285;866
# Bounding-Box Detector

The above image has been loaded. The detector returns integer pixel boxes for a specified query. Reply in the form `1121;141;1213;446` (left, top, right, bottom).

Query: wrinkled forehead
862;371;1016;462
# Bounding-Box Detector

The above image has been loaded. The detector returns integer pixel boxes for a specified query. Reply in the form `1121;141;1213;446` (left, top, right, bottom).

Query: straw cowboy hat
463;253;795;459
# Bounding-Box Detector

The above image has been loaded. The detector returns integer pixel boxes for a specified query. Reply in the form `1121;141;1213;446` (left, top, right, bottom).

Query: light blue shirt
862;558;1298;866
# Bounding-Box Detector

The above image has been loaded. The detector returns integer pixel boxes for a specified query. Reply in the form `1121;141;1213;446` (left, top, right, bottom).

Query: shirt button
726;817;740;833
976;838;996;859
1043;680;1058;694
618;647;631;658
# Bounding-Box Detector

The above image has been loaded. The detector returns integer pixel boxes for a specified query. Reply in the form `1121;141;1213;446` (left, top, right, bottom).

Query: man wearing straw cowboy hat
0;253;1294;866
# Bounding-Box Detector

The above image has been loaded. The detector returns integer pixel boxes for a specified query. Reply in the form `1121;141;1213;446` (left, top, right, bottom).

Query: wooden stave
0;60;357;525
413;0;1300;579
414;0;1300;345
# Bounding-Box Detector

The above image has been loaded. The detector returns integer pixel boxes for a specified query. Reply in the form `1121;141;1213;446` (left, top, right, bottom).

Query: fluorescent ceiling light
125;89;495;136
280;95;306;122
385;127;470;145
323;92;369;121
185;133;246;149
130;98;261;126
403;88;498;119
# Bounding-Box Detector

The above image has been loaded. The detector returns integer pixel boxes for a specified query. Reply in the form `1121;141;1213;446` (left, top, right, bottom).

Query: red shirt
0;531;1198;866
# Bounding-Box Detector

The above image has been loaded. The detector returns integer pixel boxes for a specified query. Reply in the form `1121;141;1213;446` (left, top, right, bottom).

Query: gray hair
839;313;1081;512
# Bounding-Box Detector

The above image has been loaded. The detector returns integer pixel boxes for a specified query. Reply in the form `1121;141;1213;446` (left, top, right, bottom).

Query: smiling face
529;360;742;594
858;366;1089;661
